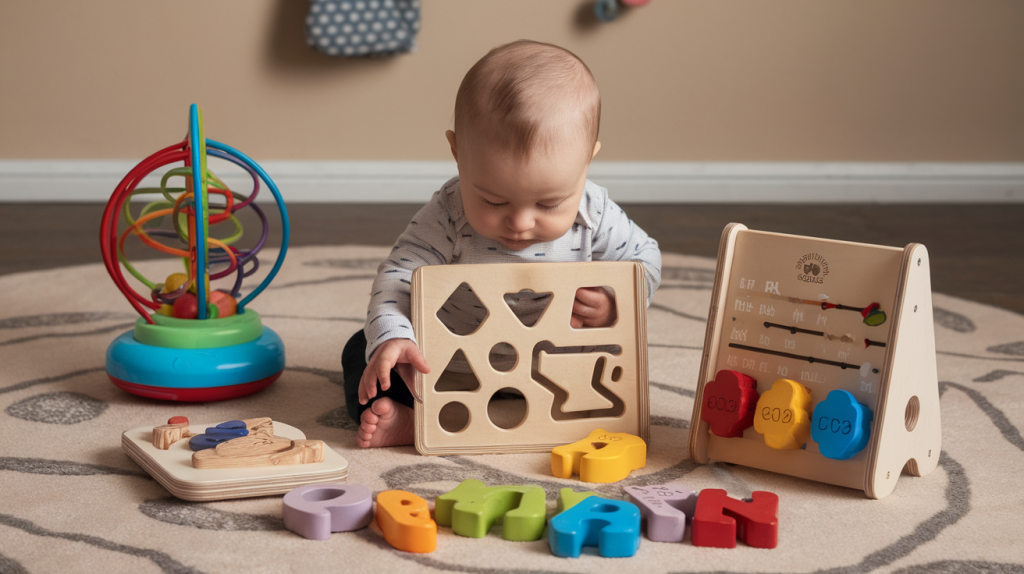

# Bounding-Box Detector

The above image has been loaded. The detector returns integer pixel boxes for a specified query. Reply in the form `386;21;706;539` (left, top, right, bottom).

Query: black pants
342;329;415;423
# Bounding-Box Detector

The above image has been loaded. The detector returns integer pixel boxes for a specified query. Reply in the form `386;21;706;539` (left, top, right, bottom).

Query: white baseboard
1;160;1022;203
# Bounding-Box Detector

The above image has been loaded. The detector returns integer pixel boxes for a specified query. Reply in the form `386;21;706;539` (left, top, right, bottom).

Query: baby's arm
362;185;459;397
359;338;430;404
589;191;662;303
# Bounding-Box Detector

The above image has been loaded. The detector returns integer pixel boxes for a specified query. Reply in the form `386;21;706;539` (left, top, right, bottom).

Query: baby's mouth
501;237;532;249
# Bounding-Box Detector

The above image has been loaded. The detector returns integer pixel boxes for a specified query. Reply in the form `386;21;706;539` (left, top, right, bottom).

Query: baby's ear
446;130;459;162
590;141;602;161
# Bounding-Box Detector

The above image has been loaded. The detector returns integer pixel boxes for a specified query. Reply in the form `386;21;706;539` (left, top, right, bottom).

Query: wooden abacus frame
690;223;941;499
412;261;650;455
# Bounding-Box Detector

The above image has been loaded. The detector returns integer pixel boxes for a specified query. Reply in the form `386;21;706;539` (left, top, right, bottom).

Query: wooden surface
412;261;649;455
689;226;941;498
2;202;1021;314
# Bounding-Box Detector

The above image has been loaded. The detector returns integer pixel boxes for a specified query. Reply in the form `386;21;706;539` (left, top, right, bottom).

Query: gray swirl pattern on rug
1;246;1022;573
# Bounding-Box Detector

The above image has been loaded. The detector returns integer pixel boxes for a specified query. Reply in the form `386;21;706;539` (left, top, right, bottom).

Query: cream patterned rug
2;246;1023;573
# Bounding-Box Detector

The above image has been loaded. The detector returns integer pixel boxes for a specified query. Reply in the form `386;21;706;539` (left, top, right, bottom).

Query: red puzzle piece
691;489;778;549
700;370;759;438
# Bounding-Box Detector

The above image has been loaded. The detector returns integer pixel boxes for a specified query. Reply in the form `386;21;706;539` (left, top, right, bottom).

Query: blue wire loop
205;139;290;314
188;104;207;319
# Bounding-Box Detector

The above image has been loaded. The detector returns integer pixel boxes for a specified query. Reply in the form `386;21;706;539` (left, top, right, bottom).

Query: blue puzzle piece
548;496;641;558
188;420;250;451
811;390;873;460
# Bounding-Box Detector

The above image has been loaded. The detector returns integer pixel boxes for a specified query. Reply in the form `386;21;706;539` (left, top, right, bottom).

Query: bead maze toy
100;104;289;401
690;223;941;499
411;261;650;455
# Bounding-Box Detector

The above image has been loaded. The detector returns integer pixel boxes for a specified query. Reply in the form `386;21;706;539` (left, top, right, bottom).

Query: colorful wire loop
100;112;289;325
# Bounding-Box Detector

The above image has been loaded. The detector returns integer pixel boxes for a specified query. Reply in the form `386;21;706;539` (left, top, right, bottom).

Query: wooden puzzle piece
548;496;641;558
434;479;546;541
186;417;275;451
189;420;249;451
691;489;778;549
623;484;697;543
556;487;605;513
192;434;325;469
551;429;646;483
812;389;874;460
152;416;191;449
376;490;437;553
282;483;373;540
700;370;759;438
412;262;649;456
753;379;812;450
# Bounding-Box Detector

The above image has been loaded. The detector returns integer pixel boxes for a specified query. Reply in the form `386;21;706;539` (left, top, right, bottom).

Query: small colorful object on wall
101;104;289;402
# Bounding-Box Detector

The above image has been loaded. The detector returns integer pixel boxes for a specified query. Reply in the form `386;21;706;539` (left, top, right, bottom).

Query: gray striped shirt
364;177;662;360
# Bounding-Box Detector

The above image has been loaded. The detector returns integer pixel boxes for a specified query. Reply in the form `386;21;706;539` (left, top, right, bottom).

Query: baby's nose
507;210;534;232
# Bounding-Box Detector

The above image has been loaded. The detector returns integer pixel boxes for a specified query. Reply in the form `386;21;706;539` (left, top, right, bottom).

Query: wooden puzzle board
690;224;941;498
122;421;349;501
412;262;650;455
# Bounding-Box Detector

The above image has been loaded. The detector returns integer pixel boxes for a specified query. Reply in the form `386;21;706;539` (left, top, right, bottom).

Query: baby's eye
482;198;507;208
538;200;564;212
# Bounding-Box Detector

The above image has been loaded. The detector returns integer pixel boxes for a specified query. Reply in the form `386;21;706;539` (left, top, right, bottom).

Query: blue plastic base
106;327;285;400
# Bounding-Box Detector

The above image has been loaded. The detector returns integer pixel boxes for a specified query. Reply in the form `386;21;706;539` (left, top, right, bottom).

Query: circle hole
439;401;470;433
302;488;345;502
487;387;528;430
488;342;517;372
905;395;920;432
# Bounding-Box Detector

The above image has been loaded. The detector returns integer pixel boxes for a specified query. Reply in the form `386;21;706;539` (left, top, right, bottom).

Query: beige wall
1;0;1022;162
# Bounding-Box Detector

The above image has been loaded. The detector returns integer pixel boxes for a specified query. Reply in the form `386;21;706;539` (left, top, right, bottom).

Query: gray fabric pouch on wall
306;0;420;57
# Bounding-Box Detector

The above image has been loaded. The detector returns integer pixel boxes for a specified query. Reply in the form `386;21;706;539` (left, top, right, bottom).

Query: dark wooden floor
2;203;1022;314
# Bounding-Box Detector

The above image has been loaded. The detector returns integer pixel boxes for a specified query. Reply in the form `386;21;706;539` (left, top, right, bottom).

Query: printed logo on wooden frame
690;223;941;499
412;261;650;455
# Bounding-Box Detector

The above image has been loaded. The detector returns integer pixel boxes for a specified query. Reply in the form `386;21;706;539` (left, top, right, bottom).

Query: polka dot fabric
306;0;420;57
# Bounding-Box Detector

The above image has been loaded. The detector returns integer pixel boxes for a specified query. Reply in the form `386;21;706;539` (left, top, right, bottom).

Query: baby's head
447;40;602;250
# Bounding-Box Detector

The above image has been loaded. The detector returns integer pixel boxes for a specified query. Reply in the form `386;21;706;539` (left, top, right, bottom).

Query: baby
341;40;662;448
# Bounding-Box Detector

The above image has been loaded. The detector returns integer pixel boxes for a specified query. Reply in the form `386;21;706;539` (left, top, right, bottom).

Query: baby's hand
359;338;430;405
571;287;617;328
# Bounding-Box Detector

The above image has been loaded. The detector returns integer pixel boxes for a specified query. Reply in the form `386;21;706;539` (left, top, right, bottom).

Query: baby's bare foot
356;397;414;448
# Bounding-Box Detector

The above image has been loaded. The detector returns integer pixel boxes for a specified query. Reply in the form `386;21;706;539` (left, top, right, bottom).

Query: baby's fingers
574;286;606;307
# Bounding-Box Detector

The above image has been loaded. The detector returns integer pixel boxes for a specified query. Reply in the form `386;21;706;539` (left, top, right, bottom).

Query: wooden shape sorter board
690;224;941;499
412;261;650;455
122;421;349;501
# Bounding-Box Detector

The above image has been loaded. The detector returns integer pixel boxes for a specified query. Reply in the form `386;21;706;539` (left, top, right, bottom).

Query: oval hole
302;488;345;502
611;366;622;382
489;342;518;372
439;401;470;433
487;387;528;430
905;395;920;432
